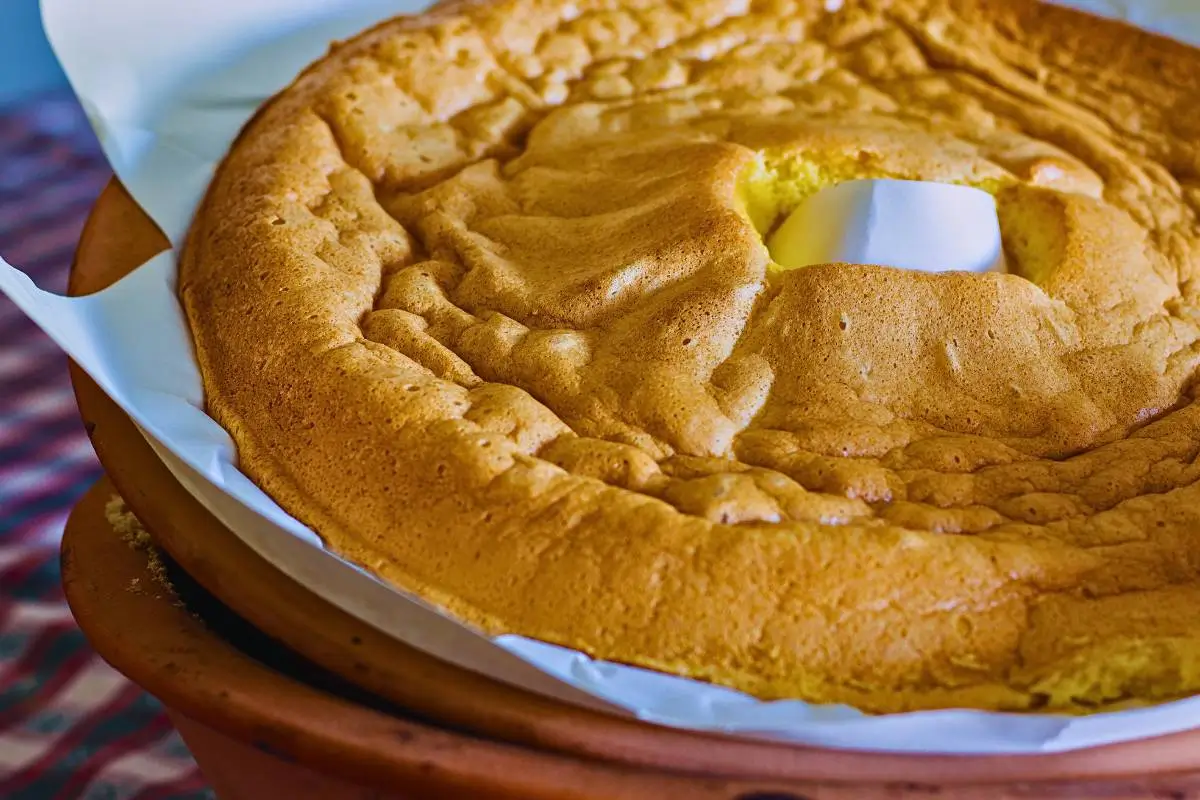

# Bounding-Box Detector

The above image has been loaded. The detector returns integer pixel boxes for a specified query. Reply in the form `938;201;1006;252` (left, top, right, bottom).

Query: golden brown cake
180;0;1200;713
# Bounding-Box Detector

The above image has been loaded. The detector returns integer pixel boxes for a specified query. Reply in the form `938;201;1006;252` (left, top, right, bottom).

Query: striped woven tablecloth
0;95;211;799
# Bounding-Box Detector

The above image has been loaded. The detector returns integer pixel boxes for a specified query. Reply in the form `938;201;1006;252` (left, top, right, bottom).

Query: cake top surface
181;0;1200;712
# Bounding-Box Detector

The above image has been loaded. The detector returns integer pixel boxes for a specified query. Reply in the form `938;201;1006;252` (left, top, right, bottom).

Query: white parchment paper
3;0;1200;753
769;180;1005;273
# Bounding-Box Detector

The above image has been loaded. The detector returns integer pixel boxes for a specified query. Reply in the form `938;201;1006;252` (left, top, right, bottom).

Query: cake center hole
739;154;1007;275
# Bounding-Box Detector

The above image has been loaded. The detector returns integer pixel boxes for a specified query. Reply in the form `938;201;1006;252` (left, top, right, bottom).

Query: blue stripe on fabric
23;709;72;736
11;693;171;800
0;628;86;711
1;475;99;538
0;631;30;662
4;551;66;601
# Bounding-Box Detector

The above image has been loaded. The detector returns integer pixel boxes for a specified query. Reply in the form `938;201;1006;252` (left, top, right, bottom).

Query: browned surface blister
180;0;1200;713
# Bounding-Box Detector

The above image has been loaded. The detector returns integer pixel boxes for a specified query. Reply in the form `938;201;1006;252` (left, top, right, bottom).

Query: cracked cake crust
181;0;1200;712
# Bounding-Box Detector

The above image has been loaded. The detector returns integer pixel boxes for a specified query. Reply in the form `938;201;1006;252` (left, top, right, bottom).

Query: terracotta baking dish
62;180;1200;798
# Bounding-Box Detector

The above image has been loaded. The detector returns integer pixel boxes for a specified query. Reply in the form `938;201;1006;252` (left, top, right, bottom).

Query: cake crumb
105;494;173;595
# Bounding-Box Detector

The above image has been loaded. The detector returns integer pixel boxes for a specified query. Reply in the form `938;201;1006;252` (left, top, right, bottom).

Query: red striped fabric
0;95;211;799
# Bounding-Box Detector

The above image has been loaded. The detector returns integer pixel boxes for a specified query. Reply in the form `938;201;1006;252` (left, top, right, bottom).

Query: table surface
0;95;211;799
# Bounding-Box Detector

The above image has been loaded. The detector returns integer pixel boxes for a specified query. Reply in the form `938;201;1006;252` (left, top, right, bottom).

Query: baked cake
180;0;1200;713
